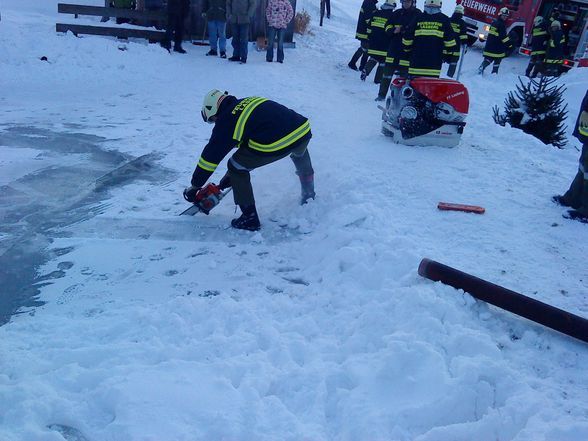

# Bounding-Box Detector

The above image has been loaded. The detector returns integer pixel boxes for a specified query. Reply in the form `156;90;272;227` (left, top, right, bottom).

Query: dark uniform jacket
449;12;468;58
191;96;312;187
530;21;548;56
356;0;378;41
483;17;511;59
385;6;421;66
402;11;457;77
203;0;226;21
168;0;190;16
545;28;565;64
573;91;588;144
367;6;397;61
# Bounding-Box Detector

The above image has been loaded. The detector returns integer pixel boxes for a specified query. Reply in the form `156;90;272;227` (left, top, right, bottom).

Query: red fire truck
461;0;588;68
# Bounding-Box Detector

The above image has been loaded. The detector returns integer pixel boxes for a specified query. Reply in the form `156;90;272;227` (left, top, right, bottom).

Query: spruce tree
493;76;568;148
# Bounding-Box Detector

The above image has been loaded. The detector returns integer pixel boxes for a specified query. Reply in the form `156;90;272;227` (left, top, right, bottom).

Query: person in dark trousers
361;0;397;83
202;0;227;57
184;90;315;231
163;0;190;53
401;0;456;78
348;0;378;71
544;20;565;76
553;90;588;223
376;0;421;100
227;0;256;63
447;4;467;78
478;7;511;74
525;15;548;77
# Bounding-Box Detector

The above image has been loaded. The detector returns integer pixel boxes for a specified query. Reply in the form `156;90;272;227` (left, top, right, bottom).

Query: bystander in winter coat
227;0;256;63
265;0;294;63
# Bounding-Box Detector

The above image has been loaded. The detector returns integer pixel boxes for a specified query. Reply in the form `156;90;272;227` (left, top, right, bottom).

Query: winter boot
299;174;315;205
206;49;218;56
220;51;227;58
174;45;187;54
563;209;588;223
228;55;241;62
552;194;572;207
231;205;261;231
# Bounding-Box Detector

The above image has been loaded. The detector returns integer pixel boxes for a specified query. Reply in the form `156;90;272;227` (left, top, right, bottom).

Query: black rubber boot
231;205;261;231
299;174;315;205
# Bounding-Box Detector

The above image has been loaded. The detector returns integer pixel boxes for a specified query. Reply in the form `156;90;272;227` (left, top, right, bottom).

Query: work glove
183;186;201;203
219;173;232;190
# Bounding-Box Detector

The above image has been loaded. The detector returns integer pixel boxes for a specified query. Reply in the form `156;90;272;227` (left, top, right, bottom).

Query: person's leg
173;13;186;51
219;21;227;55
230;22;241;59
208;20;218;53
289;139;315;204
525;56;536;77
266;26;276;61
374;61;384;84
276;28;285;62
562;145;588;210
491;57;502;74
478;57;491;73
326;0;331;18
349;45;363;69
240;23;249;62
361;57;377;80
377;64;394;100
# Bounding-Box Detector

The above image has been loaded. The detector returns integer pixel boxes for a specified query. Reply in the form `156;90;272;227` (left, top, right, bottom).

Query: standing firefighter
401;0;456;78
544;20;566;77
525;15;548;77
184;90;315;231
348;0;379;71
361;0;397;83
447;4;468;78
554;90;588;223
376;0;421;101
478;7;512;74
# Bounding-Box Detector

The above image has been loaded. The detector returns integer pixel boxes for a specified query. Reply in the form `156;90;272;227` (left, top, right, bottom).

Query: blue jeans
208;20;226;52
266;26;285;62
231;23;249;61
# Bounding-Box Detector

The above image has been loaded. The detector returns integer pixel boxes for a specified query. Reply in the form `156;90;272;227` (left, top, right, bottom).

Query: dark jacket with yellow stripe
355;0;378;41
191;96;312;187
366;6;396;61
449;13;468;58
530;21;548;56
545;29;565;64
573;90;588;144
483;17;511;59
385;6;421;66
402;12;457;77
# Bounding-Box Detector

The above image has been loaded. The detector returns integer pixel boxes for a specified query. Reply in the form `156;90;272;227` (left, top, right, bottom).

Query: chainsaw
180;183;232;216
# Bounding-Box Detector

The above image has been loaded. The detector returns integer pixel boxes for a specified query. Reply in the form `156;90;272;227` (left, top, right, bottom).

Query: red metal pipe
418;258;588;344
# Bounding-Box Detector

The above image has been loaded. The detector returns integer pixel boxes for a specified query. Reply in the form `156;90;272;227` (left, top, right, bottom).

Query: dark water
0;125;175;325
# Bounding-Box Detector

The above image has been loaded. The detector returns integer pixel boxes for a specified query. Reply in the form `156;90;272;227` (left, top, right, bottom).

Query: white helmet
551;20;561;29
533;15;544;25
424;0;442;8
454;4;464;14
201;89;228;123
499;7;509;16
386;0;397;6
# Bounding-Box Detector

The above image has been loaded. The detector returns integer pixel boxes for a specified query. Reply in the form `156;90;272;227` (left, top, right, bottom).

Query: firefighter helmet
533;16;544;25
454;4;464;14
551;20;561;29
424;0;442;8
201;89;228;123
499;7;510;16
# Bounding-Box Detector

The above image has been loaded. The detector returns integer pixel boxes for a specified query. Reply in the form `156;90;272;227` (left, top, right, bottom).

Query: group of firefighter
348;0;568;101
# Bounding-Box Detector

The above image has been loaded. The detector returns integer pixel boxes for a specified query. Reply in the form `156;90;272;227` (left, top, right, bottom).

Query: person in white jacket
265;0;293;63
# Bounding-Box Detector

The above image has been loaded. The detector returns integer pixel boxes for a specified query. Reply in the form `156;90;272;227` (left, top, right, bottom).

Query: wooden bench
56;3;167;43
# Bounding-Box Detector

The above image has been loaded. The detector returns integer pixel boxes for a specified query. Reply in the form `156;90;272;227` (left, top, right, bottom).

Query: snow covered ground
1;0;587;440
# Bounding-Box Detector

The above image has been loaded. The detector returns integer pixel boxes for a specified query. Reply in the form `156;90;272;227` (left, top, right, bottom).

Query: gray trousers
227;138;313;207
563;143;588;214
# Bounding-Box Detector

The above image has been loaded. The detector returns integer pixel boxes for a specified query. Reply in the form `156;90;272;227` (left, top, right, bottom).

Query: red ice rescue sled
381;77;469;148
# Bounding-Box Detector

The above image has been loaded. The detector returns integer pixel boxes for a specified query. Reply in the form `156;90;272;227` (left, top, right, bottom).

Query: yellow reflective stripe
248;120;310;153
372;22;386;29
198;157;218;172
399;59;410;66
385;56;395;63
483;51;505;57
545;59;563;64
356;32;368;39
415;29;444;38
408;67;441;76
489;29;499;36
444;39;457;47
531;50;546;55
501;36;510;43
402;38;413;46
233;98;267;142
368;49;387;56
579;126;588;136
533;29;547;36
385;24;394;32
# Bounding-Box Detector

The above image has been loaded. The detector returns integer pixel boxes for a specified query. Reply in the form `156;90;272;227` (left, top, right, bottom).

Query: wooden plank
56;23;166;41
437;202;485;214
58;3;166;21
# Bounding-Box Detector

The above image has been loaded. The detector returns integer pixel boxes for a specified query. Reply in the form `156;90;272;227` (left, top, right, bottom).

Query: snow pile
1;1;587;440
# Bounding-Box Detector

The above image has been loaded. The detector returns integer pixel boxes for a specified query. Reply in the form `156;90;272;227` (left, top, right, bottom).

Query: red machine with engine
381;77;470;148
